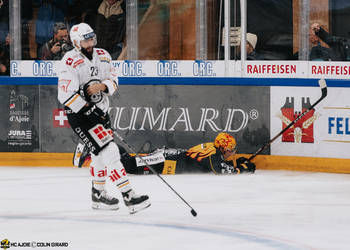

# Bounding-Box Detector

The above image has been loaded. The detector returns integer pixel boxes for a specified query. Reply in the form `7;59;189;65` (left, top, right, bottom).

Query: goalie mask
70;23;97;51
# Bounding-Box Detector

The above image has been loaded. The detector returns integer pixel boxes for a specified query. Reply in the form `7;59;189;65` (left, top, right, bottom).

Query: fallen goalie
73;132;256;175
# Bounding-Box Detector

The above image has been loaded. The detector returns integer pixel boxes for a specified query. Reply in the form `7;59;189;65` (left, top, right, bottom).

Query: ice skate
91;187;119;210
122;190;151;214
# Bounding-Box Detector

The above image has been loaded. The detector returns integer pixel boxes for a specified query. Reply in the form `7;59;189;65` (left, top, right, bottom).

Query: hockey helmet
214;133;237;151
70;23;97;50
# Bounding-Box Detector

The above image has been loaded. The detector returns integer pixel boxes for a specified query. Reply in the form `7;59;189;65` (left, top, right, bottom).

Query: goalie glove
236;157;256;173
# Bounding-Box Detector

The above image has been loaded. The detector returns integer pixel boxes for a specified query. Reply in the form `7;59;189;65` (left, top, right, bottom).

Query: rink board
0;82;270;155
1;73;350;173
0;152;349;173
271;86;350;159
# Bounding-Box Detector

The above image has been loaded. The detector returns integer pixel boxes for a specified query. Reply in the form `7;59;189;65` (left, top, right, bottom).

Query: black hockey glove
220;162;236;174
80;103;108;127
236;157;256;173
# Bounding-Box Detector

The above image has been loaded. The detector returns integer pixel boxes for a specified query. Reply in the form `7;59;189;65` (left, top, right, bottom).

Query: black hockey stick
113;131;198;217
248;79;328;162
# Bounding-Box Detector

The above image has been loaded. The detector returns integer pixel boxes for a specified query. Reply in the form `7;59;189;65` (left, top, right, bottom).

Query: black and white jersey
57;48;118;113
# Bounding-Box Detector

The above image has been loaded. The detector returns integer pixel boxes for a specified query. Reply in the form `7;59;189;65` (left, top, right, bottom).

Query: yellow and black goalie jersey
119;143;255;175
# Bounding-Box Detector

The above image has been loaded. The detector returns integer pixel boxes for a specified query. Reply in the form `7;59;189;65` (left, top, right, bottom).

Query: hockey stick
248;79;328;162
113;131;198;217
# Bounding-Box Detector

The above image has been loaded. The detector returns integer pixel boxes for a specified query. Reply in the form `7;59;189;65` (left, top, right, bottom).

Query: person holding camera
39;22;73;60
311;22;350;61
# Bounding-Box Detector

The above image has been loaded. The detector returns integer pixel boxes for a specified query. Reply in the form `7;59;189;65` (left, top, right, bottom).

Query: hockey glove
220;162;236;174
80;103;108;127
236;157;256;173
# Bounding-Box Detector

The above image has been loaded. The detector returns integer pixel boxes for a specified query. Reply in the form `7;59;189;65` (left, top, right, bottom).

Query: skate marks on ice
1;167;350;249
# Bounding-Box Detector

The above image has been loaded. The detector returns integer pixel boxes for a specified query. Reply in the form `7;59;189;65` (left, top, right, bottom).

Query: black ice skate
92;187;119;210
122;190;151;214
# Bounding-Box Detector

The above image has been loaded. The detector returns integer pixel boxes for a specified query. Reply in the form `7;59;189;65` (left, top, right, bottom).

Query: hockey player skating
57;23;150;214
74;132;256;175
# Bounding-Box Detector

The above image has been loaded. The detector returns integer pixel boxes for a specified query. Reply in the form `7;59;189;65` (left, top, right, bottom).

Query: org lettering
33;61;54;76
157;61;179;76
193;61;214;76
122;61;143;76
11;61;20;76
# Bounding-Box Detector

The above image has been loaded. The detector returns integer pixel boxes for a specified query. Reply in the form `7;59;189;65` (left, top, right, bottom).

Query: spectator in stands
312;22;350;61
309;29;336;61
292;27;336;61
95;0;126;59
246;33;264;60
39;22;73;60
0;33;10;75
224;32;263;60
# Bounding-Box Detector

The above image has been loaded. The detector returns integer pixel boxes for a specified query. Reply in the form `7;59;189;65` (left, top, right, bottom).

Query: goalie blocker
74;132;256;175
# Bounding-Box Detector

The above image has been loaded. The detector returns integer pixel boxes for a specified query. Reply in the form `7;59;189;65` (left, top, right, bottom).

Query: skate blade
92;202;119;211
128;200;151;214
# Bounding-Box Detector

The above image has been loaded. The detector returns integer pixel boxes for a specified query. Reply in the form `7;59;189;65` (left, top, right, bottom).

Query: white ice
1;167;350;250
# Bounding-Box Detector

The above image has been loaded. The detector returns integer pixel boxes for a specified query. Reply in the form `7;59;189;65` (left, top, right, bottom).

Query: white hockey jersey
57;48;118;113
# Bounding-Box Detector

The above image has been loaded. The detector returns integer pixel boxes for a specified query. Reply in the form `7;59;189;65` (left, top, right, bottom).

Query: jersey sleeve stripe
65;93;80;106
64;93;87;113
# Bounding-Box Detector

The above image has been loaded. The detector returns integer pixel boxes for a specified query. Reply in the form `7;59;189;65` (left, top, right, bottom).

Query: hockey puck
191;209;197;217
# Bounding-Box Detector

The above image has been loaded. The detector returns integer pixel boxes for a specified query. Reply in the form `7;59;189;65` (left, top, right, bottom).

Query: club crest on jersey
66;58;73;66
96;49;105;55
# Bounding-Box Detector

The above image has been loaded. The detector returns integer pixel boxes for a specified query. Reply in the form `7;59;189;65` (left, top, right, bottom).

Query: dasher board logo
8;130;32;140
279;97;318;143
9;90;30;124
53;109;70;128
108;106;259;132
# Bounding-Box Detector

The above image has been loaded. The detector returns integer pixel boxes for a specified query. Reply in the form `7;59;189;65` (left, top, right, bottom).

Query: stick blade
318;79;327;89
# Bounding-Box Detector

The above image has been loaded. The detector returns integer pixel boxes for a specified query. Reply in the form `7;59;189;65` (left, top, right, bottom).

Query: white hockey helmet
70;23;97;50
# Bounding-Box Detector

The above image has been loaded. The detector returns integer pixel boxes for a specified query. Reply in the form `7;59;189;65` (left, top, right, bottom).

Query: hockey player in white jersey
57;23;150;214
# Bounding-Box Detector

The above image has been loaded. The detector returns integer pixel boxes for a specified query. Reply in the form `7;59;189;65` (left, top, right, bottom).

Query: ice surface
1;167;350;250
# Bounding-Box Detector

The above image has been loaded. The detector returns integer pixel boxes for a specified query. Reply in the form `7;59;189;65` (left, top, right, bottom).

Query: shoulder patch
99;56;110;63
66;58;73;66
96;49;105;55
